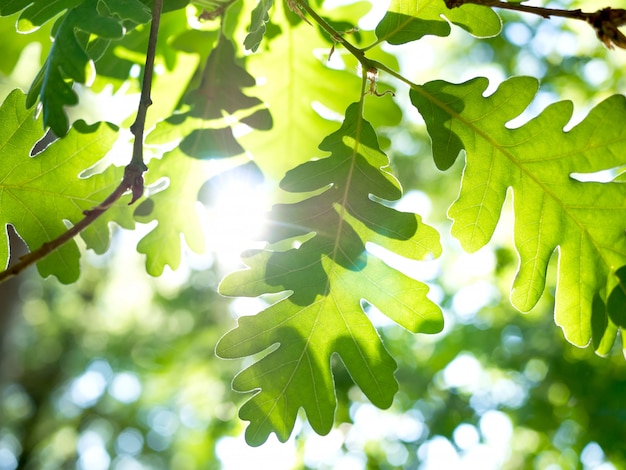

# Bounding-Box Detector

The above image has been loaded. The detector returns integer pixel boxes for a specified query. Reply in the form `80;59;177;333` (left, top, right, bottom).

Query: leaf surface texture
411;77;626;347
216;103;443;445
0;90;132;282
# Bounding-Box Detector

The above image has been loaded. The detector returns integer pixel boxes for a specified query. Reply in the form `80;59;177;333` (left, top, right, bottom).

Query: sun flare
203;169;269;267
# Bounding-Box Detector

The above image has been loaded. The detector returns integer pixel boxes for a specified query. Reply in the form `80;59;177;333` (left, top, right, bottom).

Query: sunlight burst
203;168;269;268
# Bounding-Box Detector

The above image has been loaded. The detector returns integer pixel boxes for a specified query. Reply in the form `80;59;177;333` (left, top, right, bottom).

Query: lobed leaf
239;1;401;181
411;76;626;349
217;102;443;445
133;149;211;276
375;0;501;45
23;0;151;136
136;35;271;275
0;90;132;283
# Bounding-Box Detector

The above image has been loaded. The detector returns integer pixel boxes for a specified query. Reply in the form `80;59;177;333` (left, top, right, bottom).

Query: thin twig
0;0;164;284
446;0;585;19
446;0;626;49
294;0;377;70
292;0;420;91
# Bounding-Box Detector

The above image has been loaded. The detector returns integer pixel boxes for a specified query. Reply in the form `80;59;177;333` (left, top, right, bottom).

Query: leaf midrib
414;85;624;278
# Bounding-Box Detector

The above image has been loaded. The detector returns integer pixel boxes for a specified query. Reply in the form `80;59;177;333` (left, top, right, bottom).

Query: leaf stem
0;0;164;284
293;0;377;70
292;0;422;92
446;0;626;49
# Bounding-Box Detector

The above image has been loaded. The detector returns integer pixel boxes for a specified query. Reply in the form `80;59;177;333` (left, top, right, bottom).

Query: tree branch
446;0;626;49
0;0;164;284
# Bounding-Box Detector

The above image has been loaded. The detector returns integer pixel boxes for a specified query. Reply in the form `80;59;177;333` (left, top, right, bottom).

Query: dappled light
2;0;626;468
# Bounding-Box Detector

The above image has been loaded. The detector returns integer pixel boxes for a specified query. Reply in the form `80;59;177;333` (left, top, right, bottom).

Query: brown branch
0;0;164;284
446;0;626;49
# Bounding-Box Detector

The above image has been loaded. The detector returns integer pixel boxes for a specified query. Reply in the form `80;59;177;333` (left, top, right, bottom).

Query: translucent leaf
239;1;401;180
217;103;442;446
375;0;501;44
0;90;132;283
411;76;626;348
24;0;152;136
101;0;151;23
133;149;211;276
136;36;270;274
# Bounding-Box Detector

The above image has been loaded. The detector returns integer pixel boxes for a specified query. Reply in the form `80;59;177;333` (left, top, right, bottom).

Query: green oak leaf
375;0;501;45
24;0;151;136
101;0;151;24
135;35;272;274
410;76;626;348
133;148;211;276
0;0;167;28
0;89;131;283
239;1;401;181
216;102;443;446
244;0;273;52
147;35;271;158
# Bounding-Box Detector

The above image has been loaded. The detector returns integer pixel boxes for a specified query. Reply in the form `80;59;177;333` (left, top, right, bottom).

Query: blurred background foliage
2;0;626;468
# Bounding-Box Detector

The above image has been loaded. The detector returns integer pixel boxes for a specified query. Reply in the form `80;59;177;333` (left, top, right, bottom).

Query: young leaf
410;76;626;348
375;0;501;45
216;103;443;446
0;90;129;283
244;0;274;52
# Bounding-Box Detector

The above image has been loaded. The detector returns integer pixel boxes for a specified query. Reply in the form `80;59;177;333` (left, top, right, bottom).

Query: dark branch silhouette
446;0;626;49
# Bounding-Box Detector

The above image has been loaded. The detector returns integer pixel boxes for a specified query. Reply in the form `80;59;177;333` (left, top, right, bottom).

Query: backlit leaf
239;1;401;180
23;0;151;136
411;76;626;347
375;0;501;45
217;102;442;445
133;149;212;276
135;35;271;274
0;90;131;283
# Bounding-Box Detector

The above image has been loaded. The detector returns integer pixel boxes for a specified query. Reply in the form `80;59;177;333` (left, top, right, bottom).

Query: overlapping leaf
410;76;626;348
135;36;271;275
0;90;133;283
216;103;443;446
239;1;401;180
244;0;273;52
20;0;151;136
375;0;501;45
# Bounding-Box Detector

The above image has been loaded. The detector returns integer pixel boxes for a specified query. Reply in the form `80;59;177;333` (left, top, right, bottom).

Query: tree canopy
1;0;626;467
